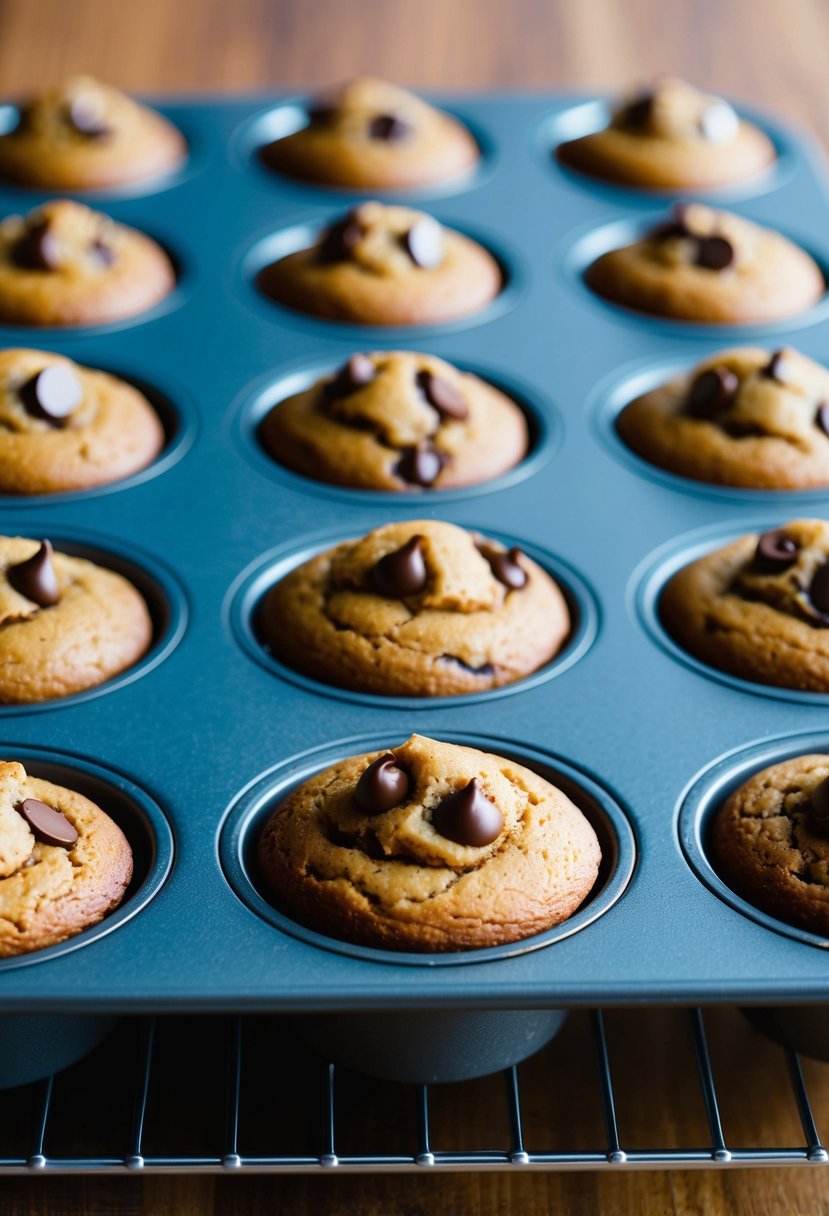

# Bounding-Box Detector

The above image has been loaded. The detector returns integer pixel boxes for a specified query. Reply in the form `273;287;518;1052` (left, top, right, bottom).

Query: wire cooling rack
1;1007;827;1174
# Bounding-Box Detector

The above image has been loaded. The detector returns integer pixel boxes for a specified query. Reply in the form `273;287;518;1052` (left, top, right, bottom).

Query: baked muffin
259;351;528;490
258;201;501;326
0;75;186;190
0;535;153;702
711;755;829;935
585;203;824;324
617;347;829;490
259;519;570;697
661;518;829;691
262;77;479;190
258;733;601;951
0;199;175;327
558;77;775;190
0;348;164;494
0;759;132;957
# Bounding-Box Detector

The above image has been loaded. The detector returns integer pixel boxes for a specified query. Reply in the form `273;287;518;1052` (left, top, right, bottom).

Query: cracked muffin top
0;348;165;494
712;755;829;936
617;347;829;489
258;519;571;697
258;200;502;326
0;75;186;190
585;203;824;324
259;350;528;491
262;76;479;190
661;518;829;691
558;76;775;190
0;759;132;957
257;733;601;951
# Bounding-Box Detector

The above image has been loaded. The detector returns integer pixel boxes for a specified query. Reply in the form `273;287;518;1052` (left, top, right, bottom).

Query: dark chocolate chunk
649;203;693;242
403;217;444;269
66;94;111;138
324;354;376;400
623;93;653;129
373;535;428;597
698;101;739;145
687;366;740;418
808;775;829;834
764;350;793;385
440;654;496;677
7;540;60;606
13;220;61;271
16;798;78;848
354;753;410;815
318;212;364;263
754;529;799;573
19;364;83;424
307;103;337;125
432;778;503;847
816;403;829;437
416;369;469;420
396;441;444;487
369;113;412;141
809;560;829;618
696;236;734;271
480;545;528;590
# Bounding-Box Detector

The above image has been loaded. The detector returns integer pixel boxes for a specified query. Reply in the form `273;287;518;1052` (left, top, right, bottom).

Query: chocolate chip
696;236;734;270
808;776;829;834
432;778;503;847
764;350;793;385
816;403;829;437
809;560;829;618
687;367;740;419
416;370;469;421
325;354;376;400
623;93;653;129
19;365;83;424
373;535;428;597
354;753;410;815
479;545;528;590
403;217;444;269
318;212;364;263
698;101;739;145
12;103;32;136
16;798;78;848
13;220;61;271
66;95;111;138
650;204;693;242
754;529;799;573
369;113;412;141
92;237;116;267
7;540;60;606
396;441;444;487
307;103;337;125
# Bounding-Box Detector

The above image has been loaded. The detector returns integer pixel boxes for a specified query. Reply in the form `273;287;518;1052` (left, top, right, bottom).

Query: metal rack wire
1;1008;827;1174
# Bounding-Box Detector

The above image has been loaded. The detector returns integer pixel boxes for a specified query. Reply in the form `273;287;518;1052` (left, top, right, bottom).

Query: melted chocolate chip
764;350;793;385
416;369;469;420
354;753;410;814
16;798;78;848
440;654;496;677
698;101;739;145
754;529;799;573
808;776;829;835
687;367;740;419
403;217;443;269
623;93;654;129
816;403;829;437
696;235;734;270
13;220;61;271
479;545;528;590
65;95;111;138
396;441;444;487
809;560;829;618
432;778;503;847
373;535;428;597
19;364;83;424
369;113;412;141
324;354;376;400
7;540;60;606
318;212;364;263
650;203;693;242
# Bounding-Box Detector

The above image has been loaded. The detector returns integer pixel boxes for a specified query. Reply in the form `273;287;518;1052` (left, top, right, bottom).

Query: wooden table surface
3;0;829;1211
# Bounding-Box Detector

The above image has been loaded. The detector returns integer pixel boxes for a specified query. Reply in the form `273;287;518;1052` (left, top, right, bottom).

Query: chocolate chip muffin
558;77;775;190
0;75;186;190
0;536;153;703
258;733;601;951
258;201;501;326
0;349;164;494
262;77;479;190
0;200;176;327
259;520;570;697
617;347;829;489
586;203;824;324
711;755;829;936
661;519;829;691
0;759;132;957
259;351;528;491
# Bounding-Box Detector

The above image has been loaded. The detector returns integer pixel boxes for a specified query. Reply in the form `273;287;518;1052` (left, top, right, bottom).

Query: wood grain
2;0;829;1212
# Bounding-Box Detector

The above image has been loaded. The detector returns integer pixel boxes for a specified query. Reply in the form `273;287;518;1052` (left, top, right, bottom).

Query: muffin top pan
2;91;829;1014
